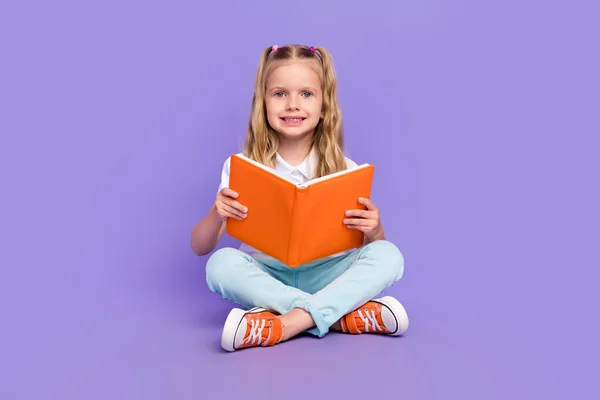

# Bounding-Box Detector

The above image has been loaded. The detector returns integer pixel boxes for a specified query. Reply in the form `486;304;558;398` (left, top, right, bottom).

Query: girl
191;44;409;352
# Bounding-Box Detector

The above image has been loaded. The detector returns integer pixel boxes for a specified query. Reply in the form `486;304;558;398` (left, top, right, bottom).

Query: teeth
285;118;302;122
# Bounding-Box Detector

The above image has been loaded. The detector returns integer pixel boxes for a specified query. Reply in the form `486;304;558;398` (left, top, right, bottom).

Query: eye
301;91;313;98
274;92;286;97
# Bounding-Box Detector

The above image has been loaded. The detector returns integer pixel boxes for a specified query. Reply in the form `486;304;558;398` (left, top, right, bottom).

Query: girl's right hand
214;188;248;222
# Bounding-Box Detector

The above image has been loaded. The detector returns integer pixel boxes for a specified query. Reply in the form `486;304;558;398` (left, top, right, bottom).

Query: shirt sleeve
217;156;231;194
344;157;359;170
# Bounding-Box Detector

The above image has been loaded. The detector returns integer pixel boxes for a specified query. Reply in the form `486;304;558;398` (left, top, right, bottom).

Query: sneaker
221;307;283;352
340;296;409;336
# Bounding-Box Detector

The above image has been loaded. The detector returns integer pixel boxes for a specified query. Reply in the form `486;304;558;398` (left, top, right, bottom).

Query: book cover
226;154;374;267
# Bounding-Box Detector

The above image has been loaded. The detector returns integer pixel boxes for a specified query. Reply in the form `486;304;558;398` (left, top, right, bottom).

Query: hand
213;188;248;222
344;197;385;243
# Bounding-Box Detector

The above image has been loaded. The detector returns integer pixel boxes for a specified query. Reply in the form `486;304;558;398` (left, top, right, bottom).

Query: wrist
367;227;386;243
209;203;222;221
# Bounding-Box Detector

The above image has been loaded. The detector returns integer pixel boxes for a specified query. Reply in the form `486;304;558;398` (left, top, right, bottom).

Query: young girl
191;44;409;352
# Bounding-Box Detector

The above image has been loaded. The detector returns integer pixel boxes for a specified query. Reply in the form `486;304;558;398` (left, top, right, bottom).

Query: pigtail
243;46;278;167
312;46;346;177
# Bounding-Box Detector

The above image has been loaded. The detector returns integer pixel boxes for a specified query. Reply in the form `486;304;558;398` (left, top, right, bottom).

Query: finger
346;224;367;232
220;187;239;199
358;197;378;211
222;204;246;220
225;199;248;214
345;209;373;219
233;201;248;214
343;218;371;226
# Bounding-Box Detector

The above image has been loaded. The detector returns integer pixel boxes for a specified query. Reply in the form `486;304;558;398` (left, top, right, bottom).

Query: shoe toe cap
378;296;409;336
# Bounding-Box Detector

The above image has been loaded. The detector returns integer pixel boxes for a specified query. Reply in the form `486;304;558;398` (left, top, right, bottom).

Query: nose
286;96;299;111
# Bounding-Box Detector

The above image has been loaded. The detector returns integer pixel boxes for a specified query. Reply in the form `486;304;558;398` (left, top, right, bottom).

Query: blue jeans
205;240;404;337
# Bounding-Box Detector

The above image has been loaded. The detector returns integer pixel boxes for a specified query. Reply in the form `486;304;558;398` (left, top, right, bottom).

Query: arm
190;187;248;256
190;205;227;256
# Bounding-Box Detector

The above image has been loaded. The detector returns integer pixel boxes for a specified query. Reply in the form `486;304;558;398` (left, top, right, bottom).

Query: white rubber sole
220;307;265;352
375;296;409;336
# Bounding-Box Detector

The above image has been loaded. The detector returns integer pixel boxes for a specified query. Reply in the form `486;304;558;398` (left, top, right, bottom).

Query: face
265;61;323;141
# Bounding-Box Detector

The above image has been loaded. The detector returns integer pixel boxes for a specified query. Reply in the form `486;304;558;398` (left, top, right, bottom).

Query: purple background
1;1;598;399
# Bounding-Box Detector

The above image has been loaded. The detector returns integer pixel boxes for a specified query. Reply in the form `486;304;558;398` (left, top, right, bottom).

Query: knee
205;247;247;293
366;240;405;282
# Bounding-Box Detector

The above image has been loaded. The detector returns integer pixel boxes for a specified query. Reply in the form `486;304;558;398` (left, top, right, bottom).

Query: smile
281;117;306;126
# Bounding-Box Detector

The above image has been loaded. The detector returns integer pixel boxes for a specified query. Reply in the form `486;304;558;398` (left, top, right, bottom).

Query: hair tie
309;46;315;53
271;45;279;52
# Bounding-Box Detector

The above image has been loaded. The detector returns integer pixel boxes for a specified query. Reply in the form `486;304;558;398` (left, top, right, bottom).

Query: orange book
226;153;375;267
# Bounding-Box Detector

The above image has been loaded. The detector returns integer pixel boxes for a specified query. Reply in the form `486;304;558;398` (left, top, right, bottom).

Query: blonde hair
242;44;347;178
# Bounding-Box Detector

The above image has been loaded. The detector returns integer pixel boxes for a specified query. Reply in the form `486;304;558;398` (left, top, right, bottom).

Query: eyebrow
268;86;319;92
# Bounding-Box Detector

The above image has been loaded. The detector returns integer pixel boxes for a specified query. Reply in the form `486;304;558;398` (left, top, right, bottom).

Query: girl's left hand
344;197;386;243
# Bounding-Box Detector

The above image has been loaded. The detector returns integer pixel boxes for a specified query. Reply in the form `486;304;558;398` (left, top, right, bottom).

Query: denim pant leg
205;247;310;314
296;240;405;337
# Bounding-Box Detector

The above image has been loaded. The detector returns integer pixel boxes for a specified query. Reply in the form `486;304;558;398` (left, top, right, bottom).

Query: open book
225;153;374;267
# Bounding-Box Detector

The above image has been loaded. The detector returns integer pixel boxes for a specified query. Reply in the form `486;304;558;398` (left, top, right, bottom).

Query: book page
237;153;370;189
236;154;298;186
300;164;371;188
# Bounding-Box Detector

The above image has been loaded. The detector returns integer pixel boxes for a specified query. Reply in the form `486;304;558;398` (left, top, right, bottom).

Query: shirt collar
275;147;318;180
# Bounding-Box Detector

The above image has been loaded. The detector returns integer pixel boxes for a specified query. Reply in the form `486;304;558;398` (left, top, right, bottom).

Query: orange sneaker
340;296;409;336
221;307;283;352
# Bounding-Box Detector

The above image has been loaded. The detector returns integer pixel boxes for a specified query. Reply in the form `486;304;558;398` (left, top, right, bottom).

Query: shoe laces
243;317;268;345
357;307;382;333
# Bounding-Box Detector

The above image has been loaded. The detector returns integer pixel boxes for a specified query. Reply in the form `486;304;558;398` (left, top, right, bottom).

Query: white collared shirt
217;148;359;263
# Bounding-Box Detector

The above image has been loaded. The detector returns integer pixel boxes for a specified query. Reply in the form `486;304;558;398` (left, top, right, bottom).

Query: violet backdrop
1;1;598;399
